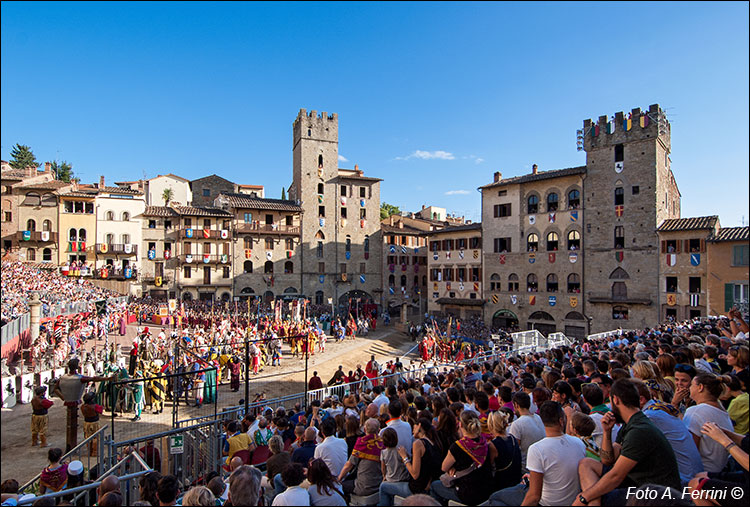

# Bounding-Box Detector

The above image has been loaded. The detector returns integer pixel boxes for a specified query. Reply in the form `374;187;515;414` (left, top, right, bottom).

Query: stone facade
139;206;179;299
480;167;587;337
213;192;303;302
426;223;484;319
289;110;383;313
707;227;750;316
57;187;97;266
15;179;70;264
191;174;237;207
656;216;719;321
381;215;436;315
582;105;680;332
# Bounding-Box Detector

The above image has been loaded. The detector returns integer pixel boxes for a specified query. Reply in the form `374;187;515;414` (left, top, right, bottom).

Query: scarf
455;435;489;467
644;400;681;418
40;463;68;492
590;404;610;414
352;434;384;462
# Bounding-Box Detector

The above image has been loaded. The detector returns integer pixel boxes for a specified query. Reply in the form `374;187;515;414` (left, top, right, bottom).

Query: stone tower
582;104;680;332
290;109;383;313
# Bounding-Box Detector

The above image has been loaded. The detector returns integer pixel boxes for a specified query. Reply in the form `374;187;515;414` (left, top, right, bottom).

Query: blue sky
2;1;748;226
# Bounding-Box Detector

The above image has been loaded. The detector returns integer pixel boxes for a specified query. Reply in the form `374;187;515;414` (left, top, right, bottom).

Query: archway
240;287;255;301
339;290;374;318
491;309;518;331
528;310;556;336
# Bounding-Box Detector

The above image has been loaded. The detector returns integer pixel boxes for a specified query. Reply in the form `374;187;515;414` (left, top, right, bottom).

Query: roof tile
711;227;749;242
657;216;719;232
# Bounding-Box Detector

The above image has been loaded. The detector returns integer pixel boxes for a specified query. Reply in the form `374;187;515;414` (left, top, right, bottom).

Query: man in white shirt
372;386;389;409
491;400;586;506
379;400;413;456
272;463;310;506
314;418;348;477
508;391;546;472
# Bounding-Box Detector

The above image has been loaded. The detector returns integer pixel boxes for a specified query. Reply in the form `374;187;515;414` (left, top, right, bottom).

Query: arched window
546;274;558;292
182;292;193;301
567;273;581;293
315;290;324;305
527;195;539;214
400;275;407;286
41;193;56;207
23;192;41;206
317;241;323;258
240;287;255;295
43;220;52;232
243;260;253;273
364;236;369;255
345;236;351;253
546;232;558;251
318;183;324;194
121;234;130;244
490;273;501;291
315;230;325;240
388;274;395;286
422;275;426;286
284;287;298;294
615;187;624;206
318;154;324;168
614;226;624;249
508;273;519;292
527;273;538;292
78;229;86;242
612;282;627;300
122;212;130;221
264;261;273;274
106;233;114;244
547;193;559;212
529;311;554;321
567;230;581;250
609;267;629;279
568;189;580;209
106;211;114;221
221;292;231;302
566;311;585;320
613;305;629;320
26;219;36;231
42;248;52;262
284;261;294;274
69;228;78;242
27;248;36;261
527;233;538;252
413;275;419;287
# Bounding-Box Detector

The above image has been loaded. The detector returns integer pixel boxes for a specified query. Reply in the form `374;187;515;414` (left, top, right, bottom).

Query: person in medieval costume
131;367;146;421
229;356;241;392
96;362;125;414
193;362;205;408
148;360;166;414
250;342;260;375
31;386;54;447
80;392;103;456
203;360;217;404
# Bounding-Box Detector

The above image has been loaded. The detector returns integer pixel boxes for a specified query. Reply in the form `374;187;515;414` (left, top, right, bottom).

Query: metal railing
18;450;152;506
236;223;300;235
1;312;30;347
19;424;109;494
16;231;58;242
586;328;633;341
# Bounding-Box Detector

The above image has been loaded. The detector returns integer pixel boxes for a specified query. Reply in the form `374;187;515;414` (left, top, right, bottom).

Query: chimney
44;162;52;174
99;175;105;188
493;171;502;182
355;164;362;176
532;164;538;175
72;180;79;191
398;221;403;229
422;204;426;210
389;215;395;226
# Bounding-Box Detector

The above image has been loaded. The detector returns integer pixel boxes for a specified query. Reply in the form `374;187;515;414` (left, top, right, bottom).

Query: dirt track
0;323;416;485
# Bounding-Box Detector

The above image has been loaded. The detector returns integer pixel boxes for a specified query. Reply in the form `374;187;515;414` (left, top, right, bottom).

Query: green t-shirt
616;411;682;490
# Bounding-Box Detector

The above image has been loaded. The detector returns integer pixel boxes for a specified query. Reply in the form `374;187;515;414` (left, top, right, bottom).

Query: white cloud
338;154;349;162
445;190;471;195
462;155;485;164
474;157;484;164
395;149;455;161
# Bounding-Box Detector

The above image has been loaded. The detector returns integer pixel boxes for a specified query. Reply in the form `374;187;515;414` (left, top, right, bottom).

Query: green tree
9;144;41;170
380;202;401;220
281;187;286;200
50;160;74;182
162;187;174;206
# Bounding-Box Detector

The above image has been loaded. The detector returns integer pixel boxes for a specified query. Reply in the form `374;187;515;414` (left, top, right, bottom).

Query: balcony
177;254;231;265
587;292;653;305
179;228;230;239
96;243;138;255
92;267;139;280
17;231;58;243
235;223;300;235
142;274;173;285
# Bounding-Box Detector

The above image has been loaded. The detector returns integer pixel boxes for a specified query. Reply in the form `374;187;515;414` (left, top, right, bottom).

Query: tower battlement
293;108;338;144
582;104;670;151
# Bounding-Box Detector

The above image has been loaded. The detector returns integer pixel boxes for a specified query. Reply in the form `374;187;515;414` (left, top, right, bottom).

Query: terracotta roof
22;262;57;270
153;173;190;182
657;216;719;232
217;192;303;212
60;191;97;198
336;171;383;182
381;224;429;235
173;206;232;217
144;206;179;217
1;169;27;180
17;180;71;190
479;166;587;189
97;186;143;195
434;298;485;306
237;184;264;189
711;227;749;242
423;223;482;235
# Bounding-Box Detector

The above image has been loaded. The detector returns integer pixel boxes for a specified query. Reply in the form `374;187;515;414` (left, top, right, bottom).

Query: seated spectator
314;418;348;478
430;410;496;506
39;448;68;494
508;391;545;472
291;428;318;466
264;435;290;497
98;491;123;507
344;416;363;457
156;475;179;507
575;378;682;506
223;421;251;467
685;373;736;474
138;471;162;507
181;486;215;506
488;411;522;490
306;458;346;506
380;400;414;456
226;465;262;507
570;412;601;461
272;463;310;506
381;427;411;485
338;418;384;497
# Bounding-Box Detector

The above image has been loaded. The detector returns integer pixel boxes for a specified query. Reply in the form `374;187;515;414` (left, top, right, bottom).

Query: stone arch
492;309;518;330
565;311;585;320
609;267;629;279
528;311;554;321
544;187;562;212
315;230;325;240
565;185;582;209
283;287;298;294
525;191;541;214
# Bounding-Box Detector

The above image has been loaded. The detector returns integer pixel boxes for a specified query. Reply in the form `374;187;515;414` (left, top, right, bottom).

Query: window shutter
725;283;734;311
676;240;681;253
508;237;512;252
700;239;706;253
684;240;690;253
661;240;667;253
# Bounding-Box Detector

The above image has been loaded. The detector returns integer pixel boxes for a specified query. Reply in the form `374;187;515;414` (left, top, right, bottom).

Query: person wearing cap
31;386;54;447
81;392;104;456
